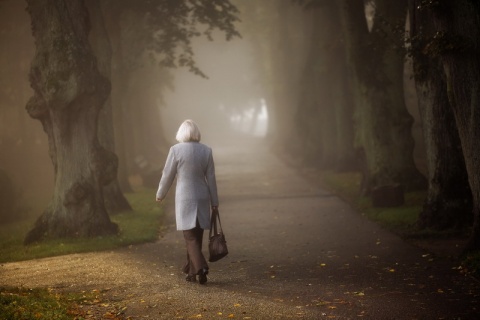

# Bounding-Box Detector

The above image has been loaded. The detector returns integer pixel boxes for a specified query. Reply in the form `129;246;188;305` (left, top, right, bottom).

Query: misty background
0;0;423;223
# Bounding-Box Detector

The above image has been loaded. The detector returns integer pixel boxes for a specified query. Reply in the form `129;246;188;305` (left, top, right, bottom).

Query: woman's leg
183;221;208;278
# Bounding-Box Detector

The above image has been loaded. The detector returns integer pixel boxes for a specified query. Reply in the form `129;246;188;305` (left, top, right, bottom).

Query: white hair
175;119;201;142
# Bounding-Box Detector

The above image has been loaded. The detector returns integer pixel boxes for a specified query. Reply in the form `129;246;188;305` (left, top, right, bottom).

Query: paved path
1;138;479;319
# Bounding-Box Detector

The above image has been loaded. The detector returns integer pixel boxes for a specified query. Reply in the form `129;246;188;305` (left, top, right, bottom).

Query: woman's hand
156;198;162;202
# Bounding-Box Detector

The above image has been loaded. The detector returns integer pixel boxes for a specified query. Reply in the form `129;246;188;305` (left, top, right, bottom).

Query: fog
0;0;287;222
160;36;268;146
0;0;425;224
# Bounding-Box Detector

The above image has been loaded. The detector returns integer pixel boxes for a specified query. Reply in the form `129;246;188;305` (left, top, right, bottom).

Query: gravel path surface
1;138;479;319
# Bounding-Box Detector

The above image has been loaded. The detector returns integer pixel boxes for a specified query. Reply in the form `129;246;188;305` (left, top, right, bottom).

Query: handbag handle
209;208;223;237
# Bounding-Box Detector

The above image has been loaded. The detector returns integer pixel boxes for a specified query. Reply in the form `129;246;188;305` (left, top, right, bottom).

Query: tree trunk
332;35;356;172
86;0;132;214
102;2;133;192
408;1;472;230
432;0;480;251
339;0;426;193
268;1;311;158
294;5;341;168
24;0;118;244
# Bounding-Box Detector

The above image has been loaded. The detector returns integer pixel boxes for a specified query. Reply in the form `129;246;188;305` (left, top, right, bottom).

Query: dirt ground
1;139;479;319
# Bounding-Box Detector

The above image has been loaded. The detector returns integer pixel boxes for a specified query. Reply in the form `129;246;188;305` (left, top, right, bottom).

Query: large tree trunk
24;0;118;244
408;1;472;230
294;5;339;168
431;0;480;251
102;2;133;192
332;34;356;172
267;1;311;158
339;0;426;193
86;0;132;214
299;3;356;170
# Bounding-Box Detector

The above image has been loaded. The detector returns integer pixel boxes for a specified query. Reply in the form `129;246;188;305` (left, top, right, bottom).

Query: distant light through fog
159;34;266;145
222;98;268;137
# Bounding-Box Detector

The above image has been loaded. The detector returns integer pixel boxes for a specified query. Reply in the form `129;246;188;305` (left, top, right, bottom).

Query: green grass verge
0;286;125;320
321;171;423;233
0;188;163;263
0;188;157;318
0;287;89;320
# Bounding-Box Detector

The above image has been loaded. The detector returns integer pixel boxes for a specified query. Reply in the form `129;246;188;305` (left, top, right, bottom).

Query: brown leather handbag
208;208;228;262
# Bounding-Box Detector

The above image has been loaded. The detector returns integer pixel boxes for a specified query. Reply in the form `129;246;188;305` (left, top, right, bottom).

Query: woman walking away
156;119;219;285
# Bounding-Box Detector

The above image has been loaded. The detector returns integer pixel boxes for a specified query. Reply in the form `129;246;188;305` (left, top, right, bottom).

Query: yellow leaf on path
103;312;115;319
228;314;235;318
234;303;241;307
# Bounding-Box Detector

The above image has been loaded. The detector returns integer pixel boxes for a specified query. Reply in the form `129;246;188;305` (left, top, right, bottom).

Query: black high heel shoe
198;268;208;285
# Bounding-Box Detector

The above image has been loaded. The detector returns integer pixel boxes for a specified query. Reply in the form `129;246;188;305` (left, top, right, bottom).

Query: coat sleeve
206;149;219;206
156;147;177;200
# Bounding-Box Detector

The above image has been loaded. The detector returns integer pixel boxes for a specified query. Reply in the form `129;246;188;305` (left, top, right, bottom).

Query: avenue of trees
238;0;479;252
0;0;240;243
0;0;479;252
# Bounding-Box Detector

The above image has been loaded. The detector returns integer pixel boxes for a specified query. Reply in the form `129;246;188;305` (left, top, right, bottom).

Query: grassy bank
0;188;160;319
0;188;164;263
320;171;424;234
0;286;126;320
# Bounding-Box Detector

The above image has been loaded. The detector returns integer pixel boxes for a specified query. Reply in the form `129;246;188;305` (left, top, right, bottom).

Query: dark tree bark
430;0;480;251
86;0;132;214
408;1;472;230
339;0;426;193
103;3;135;192
259;0;311;158
24;0;118;243
295;3;356;170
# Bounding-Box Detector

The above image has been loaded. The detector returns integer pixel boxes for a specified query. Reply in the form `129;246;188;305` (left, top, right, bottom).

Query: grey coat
156;142;219;230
